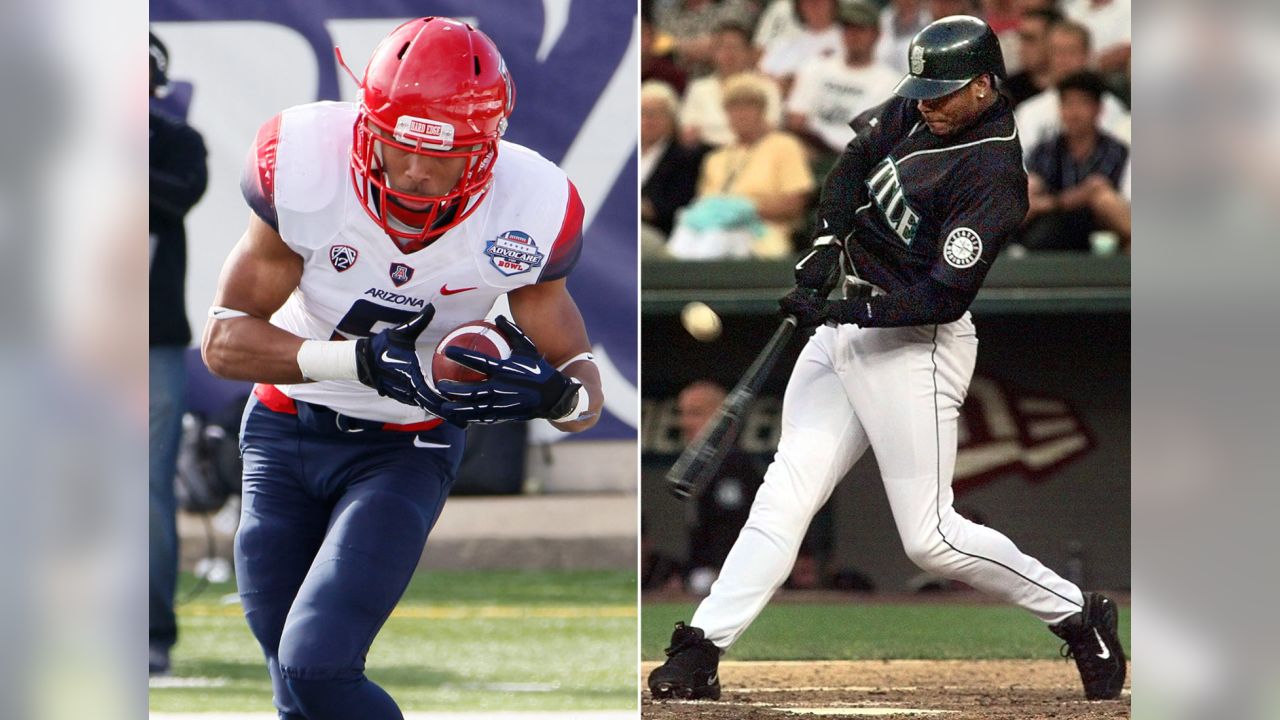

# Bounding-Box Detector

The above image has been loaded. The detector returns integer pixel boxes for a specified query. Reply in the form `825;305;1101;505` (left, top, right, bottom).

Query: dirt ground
641;660;1131;719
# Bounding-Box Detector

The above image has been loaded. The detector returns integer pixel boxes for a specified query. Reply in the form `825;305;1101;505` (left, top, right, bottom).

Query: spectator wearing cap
786;2;899;156
1022;71;1130;251
1001;7;1063;107
1014;19;1130;152
680;22;783;147
642;81;707;237
149;29;208;676
759;0;844;97
695;73;815;257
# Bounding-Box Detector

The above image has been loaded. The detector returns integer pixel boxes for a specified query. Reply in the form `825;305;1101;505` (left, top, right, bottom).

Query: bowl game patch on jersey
485;230;545;276
943;227;982;268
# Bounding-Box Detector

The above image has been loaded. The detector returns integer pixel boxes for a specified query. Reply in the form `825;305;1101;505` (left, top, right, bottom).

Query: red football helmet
346;18;515;243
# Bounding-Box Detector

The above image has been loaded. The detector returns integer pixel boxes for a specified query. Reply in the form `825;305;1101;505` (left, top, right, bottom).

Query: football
430;320;512;387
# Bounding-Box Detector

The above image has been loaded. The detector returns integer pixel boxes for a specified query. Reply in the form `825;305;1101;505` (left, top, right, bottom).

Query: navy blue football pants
235;396;464;719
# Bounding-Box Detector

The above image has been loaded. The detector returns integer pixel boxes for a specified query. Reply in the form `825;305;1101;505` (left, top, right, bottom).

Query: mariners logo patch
943;227;982;268
485;230;545;276
911;45;926;75
329;245;358;272
389;262;415;287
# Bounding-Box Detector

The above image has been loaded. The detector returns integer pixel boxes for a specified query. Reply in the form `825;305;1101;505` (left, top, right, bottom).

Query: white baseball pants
691;315;1085;649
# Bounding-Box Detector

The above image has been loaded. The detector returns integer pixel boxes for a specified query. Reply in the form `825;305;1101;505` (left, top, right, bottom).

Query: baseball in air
681;301;722;342
430;320;512;386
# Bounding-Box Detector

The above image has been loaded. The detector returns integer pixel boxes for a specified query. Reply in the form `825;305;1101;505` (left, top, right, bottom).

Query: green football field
642;598;1132;661
150;570;638;713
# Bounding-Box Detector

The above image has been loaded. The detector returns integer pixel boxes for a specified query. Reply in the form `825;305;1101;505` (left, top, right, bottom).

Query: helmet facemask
351;112;499;244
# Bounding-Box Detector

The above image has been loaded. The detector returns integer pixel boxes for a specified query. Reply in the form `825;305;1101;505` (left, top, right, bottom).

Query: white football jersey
241;102;584;423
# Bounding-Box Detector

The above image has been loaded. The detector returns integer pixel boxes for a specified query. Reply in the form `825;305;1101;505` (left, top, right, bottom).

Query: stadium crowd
641;0;1131;259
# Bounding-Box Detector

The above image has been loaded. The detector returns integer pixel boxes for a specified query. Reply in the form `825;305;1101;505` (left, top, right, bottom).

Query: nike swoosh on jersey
1093;628;1111;659
413;437;451;449
440;284;478;296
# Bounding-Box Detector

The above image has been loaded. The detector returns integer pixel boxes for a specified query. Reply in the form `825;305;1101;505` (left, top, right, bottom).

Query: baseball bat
667;315;798;500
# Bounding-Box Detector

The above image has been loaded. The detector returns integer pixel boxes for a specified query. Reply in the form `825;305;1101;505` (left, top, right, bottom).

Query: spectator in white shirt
759;0;843;96
1062;0;1130;74
681;22;783;147
753;0;800;50
875;0;981;72
1015;19;1130;153
786;2;900;154
874;0;930;74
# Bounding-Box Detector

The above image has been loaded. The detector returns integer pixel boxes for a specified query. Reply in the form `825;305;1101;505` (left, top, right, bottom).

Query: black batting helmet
893;15;1006;100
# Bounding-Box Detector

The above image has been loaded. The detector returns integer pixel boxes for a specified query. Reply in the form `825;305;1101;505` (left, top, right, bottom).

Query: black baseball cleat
1050;592;1127;700
648;622;722;700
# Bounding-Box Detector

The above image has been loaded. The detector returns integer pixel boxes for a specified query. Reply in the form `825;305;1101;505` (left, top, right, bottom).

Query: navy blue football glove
435;315;584;424
354;306;462;426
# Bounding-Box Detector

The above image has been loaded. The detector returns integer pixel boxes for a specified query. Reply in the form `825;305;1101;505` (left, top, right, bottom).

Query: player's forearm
833;276;975;328
202;316;309;383
549;362;603;433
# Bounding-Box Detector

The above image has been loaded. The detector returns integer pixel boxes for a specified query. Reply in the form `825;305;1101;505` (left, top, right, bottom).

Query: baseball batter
649;16;1126;702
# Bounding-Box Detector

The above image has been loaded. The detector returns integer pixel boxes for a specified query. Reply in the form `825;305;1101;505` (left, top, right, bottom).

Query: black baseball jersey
816;95;1028;302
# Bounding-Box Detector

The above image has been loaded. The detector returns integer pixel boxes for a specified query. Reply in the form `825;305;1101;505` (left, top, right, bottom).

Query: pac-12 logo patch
389;262;415;287
943;227;982;268
329;245;358;272
485;230;545;276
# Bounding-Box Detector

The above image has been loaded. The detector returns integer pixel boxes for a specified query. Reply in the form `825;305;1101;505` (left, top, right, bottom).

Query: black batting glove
824;286;875;327
778;287;831;329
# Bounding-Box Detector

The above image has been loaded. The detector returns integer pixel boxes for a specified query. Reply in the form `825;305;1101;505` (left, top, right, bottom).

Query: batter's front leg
691;327;870;649
848;320;1084;623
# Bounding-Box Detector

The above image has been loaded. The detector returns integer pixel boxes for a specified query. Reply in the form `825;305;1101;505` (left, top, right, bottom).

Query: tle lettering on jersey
363;287;425;308
866;157;920;245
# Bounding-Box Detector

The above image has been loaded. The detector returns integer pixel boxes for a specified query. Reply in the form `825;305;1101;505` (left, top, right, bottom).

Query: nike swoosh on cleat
706;672;718;686
440;284;477;296
413;437;451;449
1093;628;1111;659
